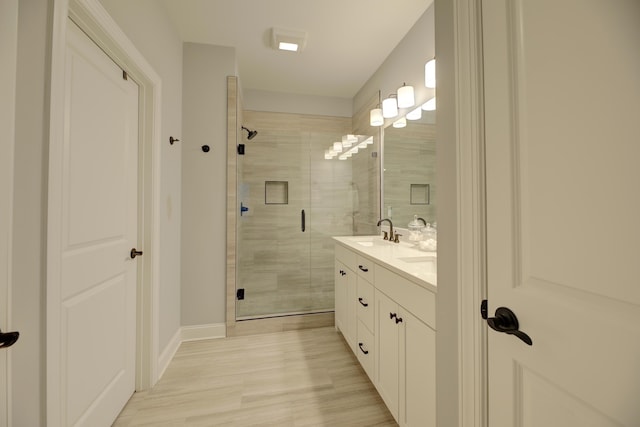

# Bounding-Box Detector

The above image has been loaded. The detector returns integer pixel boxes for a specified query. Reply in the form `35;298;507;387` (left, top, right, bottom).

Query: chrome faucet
377;218;394;241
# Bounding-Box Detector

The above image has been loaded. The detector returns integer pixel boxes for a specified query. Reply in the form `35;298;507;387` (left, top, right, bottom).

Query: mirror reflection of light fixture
397;83;415;109
422;97;436;111
382;95;399;118
370;107;384;126
393;117;407;128
425;58;436;88
406;106;422;120
326;135;372;160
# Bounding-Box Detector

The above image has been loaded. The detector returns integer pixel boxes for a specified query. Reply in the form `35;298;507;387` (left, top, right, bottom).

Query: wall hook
169;136;180;145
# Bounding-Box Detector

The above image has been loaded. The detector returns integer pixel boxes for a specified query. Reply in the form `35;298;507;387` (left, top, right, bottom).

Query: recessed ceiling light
272;27;307;53
278;42;299;52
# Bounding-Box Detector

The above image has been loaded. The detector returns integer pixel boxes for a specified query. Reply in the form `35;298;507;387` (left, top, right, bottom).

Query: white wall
434;0;460;425
12;0;50;424
98;0;184;353
244;89;352;117
354;5;435;119
182;43;237;326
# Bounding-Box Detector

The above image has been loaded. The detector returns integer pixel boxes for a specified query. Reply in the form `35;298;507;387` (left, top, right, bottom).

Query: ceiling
162;0;432;99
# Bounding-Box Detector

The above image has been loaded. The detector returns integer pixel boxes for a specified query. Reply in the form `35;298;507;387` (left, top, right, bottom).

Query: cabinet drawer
375;264;436;330
356;255;374;283
357;279;374;333
357;320;375;381
335;243;357;268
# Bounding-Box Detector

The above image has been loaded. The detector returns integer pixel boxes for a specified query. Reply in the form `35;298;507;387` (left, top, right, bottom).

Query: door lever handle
0;329;19;349
130;248;143;259
486;306;533;346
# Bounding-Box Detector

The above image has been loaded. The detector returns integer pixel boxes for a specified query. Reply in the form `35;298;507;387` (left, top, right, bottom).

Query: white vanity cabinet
376;264;436;427
333;238;437;427
334;244;357;352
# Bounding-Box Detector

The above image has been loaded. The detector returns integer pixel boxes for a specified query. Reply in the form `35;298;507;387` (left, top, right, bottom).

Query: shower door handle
301;209;306;232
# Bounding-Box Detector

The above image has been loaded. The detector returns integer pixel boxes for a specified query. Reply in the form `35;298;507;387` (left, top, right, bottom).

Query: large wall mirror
382;111;436;228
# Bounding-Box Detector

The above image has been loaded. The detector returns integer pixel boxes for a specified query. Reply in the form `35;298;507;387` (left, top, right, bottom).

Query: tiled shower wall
236;111;355;318
383;122;437;227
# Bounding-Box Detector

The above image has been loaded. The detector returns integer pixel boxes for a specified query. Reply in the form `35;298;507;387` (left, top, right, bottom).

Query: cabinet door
334;260;347;333
375;290;400;422
400;309;436;427
345;267;357;353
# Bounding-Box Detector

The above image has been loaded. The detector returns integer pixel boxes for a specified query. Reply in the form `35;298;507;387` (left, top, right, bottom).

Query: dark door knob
486;306;533;346
0;329;19;349
130;248;143;259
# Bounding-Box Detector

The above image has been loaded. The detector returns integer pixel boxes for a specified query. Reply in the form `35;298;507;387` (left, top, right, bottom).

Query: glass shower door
236;126;312;319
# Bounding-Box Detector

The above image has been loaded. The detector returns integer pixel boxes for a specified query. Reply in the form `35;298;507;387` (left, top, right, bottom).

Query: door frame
435;0;486;426
0;1;19;425
47;0;162;424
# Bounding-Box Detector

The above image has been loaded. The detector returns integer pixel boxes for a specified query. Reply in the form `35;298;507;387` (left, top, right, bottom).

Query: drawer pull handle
339;269;346;276
358;265;369;272
358;298;368;307
395;316;403;324
358;342;369;355
390;312;397;320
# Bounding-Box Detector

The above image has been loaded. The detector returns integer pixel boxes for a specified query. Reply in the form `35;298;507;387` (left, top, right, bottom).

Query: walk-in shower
235;110;379;320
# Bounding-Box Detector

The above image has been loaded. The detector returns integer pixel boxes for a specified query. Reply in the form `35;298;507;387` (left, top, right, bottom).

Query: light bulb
382;96;398;118
422;97;436;111
406;106;422;120
393;117;407;128
397;84;415;108
425;59;436;88
370;108;384;126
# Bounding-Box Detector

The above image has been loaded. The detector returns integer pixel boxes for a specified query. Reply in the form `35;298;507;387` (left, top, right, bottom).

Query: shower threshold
236;309;334;322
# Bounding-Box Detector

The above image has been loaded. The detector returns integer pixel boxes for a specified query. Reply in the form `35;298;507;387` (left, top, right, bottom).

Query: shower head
241;126;258;140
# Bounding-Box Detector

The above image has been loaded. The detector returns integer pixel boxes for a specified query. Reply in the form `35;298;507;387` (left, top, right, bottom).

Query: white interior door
50;19;139;426
0;2;19;426
483;1;640;426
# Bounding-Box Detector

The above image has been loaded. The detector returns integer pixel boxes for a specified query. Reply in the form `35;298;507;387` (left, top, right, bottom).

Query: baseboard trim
157;328;181;381
181;323;227;342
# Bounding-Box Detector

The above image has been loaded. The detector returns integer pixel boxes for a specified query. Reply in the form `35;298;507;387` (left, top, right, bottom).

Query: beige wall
11;1;50;424
434;0;460;425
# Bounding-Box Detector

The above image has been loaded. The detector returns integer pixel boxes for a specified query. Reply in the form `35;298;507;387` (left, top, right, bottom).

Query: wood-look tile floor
114;327;397;426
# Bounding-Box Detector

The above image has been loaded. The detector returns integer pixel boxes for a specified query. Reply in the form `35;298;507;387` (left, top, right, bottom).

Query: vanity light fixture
406;106;422;120
333;142;343;153
397;83;415;109
425;58;436;88
370;107;384;127
382;94;399;118
271;27;307;53
422;97;436;111
393;117;407;128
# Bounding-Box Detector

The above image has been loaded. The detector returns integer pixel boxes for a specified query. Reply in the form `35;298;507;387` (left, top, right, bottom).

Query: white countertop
333;235;437;292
